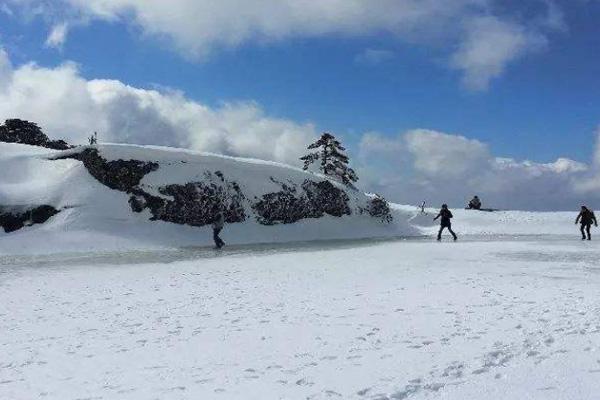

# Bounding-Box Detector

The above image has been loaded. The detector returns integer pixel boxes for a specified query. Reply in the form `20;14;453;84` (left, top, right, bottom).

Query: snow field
2;238;600;399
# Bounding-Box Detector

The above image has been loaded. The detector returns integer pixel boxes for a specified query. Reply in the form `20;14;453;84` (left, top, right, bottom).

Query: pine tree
300;132;358;185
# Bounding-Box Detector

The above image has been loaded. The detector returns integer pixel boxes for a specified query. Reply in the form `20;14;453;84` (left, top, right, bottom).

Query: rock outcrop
252;178;351;225
129;172;247;226
52;147;388;229
0;119;71;150
0;205;60;233
365;195;393;223
57;148;159;191
57;149;247;226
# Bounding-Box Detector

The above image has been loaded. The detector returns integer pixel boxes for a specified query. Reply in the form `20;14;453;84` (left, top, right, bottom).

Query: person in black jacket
434;204;457;241
575;205;597;240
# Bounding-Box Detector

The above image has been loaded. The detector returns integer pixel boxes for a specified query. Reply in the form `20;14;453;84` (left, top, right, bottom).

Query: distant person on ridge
212;211;226;249
575;205;597;241
434;204;457;241
467;195;482;210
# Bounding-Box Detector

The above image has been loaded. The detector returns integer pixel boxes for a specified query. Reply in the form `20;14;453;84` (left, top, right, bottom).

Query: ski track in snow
1;238;600;399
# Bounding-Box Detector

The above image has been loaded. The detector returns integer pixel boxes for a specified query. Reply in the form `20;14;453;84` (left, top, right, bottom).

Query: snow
0;142;587;256
0;142;416;255
398;204;577;236
2;238;600;399
2;142;599;399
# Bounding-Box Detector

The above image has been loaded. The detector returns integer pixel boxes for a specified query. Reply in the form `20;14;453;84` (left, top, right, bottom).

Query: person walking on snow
212;211;226;249
575;205;597;241
434;204;457;241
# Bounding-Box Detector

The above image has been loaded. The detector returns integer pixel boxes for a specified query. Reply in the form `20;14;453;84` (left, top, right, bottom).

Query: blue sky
1;0;598;162
0;0;599;209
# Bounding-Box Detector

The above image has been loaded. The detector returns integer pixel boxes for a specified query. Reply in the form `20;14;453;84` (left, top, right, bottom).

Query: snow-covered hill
0;142;415;255
2;142;597;400
0;142;584;255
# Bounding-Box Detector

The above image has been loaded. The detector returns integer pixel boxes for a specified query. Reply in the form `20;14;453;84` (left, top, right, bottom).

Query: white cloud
358;129;599;211
45;22;69;49
404;129;490;178
6;0;564;90
574;126;600;193
355;49;396;66
0;3;14;16
58;0;485;56
1;48;596;211
450;16;547;91
0;49;13;90
0;51;317;165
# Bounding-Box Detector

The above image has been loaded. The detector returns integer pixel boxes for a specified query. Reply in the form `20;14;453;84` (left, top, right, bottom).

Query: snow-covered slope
0;142;584;255
0;143;414;254
397;204;578;236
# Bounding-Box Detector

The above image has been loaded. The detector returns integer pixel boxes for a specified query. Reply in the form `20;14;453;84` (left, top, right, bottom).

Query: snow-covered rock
0;141;584;255
0;119;71;150
0;142;413;254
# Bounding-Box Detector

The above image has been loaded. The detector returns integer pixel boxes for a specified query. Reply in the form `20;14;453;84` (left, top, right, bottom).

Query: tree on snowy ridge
300;132;358;185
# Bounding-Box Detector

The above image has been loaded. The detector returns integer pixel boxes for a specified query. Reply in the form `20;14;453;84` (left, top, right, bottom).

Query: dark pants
438;224;457;240
580;223;592;240
213;227;225;248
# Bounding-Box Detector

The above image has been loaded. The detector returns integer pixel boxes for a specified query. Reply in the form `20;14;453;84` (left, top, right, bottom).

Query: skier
467;195;482;210
434;204;457;241
575;205;597;241
212;211;226;249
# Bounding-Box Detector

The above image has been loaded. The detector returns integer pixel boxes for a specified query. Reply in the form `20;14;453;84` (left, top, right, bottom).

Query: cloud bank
0;49;317;164
1;49;598;211
7;0;563;90
358;130;599;211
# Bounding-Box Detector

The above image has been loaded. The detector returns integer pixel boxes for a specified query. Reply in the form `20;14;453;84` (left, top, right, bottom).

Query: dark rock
365;195;393;223
0;205;60;233
56;148;245;227
51;147;384;229
253;189;315;225
56;148;159;192
253;178;351;225
301;180;351;217
46;139;71;150
0;119;71;150
130;172;246;227
128;194;147;213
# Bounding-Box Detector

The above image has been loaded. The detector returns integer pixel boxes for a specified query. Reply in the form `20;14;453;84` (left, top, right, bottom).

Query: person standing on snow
434;204;457;241
575;205;597;241
212;211;226;249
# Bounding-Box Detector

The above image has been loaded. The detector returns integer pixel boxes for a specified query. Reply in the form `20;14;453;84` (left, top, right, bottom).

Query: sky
0;0;599;210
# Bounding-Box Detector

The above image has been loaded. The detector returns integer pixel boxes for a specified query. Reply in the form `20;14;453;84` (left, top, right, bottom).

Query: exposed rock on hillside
0;119;71;150
55;149;247;226
252;178;351;225
364;195;393;223
57;148;159;191
0;205;60;233
129;172;247;226
50;147;388;230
